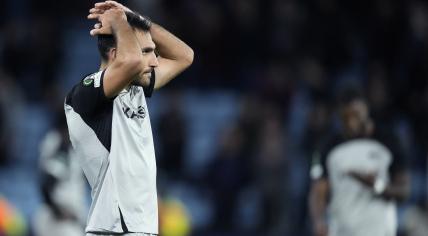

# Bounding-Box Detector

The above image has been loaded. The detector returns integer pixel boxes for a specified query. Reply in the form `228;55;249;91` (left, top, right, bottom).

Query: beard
130;70;152;86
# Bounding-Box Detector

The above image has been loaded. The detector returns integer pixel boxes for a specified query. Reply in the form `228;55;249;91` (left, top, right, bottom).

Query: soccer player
309;91;410;236
64;1;193;235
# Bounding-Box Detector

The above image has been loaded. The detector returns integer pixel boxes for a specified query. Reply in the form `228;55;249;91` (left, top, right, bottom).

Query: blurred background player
33;112;86;236
309;89;410;236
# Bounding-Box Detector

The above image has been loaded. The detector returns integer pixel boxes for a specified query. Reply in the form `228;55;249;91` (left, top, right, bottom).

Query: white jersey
312;135;405;236
64;70;158;234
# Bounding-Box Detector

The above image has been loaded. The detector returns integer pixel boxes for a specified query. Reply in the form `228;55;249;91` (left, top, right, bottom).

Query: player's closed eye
141;48;155;54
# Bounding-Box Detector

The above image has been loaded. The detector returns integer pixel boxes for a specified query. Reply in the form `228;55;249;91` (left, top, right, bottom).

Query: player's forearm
380;173;410;202
381;185;409;201
150;23;194;65
113;20;143;71
309;196;328;225
309;184;328;226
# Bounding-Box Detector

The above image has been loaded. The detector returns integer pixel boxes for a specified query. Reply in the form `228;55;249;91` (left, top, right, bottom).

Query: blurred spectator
259;60;294;113
157;91;187;180
0;70;24;164
253;107;288;235
236;95;264;158
204;125;247;233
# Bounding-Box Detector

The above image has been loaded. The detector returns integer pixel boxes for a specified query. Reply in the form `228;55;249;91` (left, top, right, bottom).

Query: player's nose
150;53;159;68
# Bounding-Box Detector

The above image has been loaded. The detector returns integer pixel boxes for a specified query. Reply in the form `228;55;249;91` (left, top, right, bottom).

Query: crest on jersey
83;76;94;86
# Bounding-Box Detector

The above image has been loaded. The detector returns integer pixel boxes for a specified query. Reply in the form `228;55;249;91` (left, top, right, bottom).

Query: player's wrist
112;17;133;32
132;11;153;29
108;11;129;31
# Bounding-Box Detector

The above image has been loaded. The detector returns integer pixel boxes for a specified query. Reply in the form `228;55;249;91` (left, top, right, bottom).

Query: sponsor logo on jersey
122;104;146;120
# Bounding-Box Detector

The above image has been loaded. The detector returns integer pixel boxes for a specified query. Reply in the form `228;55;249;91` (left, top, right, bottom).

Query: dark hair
97;11;152;61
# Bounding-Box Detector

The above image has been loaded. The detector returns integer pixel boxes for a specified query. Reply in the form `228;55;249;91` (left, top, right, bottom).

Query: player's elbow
183;47;194;67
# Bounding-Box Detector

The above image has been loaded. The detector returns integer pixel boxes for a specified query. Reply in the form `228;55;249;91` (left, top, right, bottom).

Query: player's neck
99;60;109;71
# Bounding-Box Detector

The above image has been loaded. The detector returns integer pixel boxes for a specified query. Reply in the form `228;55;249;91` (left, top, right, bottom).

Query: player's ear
108;48;117;61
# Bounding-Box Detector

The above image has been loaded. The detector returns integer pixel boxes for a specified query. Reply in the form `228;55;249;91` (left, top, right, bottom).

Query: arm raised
89;7;144;98
92;1;194;90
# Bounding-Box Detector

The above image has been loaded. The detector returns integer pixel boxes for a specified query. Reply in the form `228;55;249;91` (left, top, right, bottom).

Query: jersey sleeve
65;70;113;116
310;135;340;180
142;70;156;98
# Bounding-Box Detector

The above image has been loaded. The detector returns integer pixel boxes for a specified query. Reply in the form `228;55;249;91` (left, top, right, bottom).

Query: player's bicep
310;178;330;203
153;56;189;90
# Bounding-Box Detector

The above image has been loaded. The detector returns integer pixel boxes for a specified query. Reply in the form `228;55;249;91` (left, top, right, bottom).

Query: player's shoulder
65;70;105;106
80;70;105;88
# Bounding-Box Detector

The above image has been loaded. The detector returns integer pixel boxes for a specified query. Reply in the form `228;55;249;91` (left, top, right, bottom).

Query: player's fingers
94;2;109;8
87;13;100;20
90;28;98;36
94;2;115;10
90;24;112;36
89;8;104;14
105;1;131;12
105;1;122;7
90;28;104;36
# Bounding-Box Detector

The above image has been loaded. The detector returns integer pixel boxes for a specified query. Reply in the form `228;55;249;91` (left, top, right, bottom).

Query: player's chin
134;72;148;81
142;72;152;80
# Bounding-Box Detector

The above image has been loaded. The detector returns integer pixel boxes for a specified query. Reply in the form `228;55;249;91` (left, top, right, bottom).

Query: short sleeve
310;135;341;180
143;70;156;98
65;70;113;116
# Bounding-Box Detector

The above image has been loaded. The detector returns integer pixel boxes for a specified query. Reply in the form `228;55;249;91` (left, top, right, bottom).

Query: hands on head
87;1;133;36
